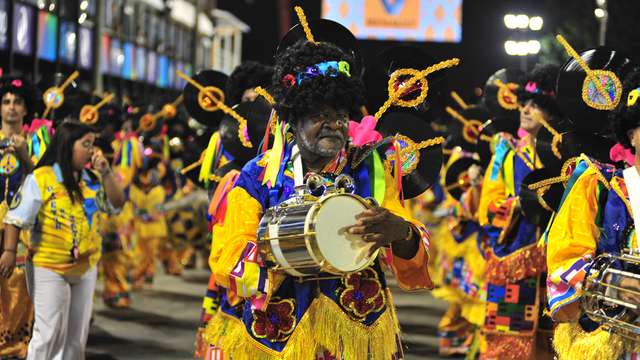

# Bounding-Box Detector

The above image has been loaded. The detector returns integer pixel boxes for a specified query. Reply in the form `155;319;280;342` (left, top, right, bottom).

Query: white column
223;29;233;74
212;33;222;71
233;30;242;69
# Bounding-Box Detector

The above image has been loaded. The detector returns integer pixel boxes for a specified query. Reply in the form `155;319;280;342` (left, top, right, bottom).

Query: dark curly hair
0;75;37;123
272;40;365;125
226;61;274;105
517;64;562;118
611;69;640;152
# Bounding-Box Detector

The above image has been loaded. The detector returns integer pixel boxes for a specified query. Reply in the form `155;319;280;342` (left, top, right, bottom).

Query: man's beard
297;128;346;159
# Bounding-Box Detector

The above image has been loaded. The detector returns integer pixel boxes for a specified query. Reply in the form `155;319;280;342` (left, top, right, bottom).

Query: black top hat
516;64;561;118
475;116;520;167
276;18;362;77
519;167;565;226
219;97;273;164
363;45;450;118
376;110;444;199
183;70;229;128
483;68;525;119
95;103;123;132
536;130;615;171
556;46;636;134
444;154;481;200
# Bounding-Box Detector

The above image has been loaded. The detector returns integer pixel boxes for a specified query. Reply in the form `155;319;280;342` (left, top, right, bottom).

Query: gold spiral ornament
135;95;183;133
375;58;460;120
254;86;275;105
450;90;470;109
556;34;622;111
198;86;225;112
445;106;486;144
494;79;520;110
42;71;80;119
383;135;445;175
79;93;115;125
177;70;253;148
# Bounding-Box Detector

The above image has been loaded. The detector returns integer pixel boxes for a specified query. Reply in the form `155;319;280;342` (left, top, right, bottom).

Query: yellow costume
477;134;551;360
0;122;51;358
101;201;134;307
545;158;639;360
130;184;167;286
205;144;433;360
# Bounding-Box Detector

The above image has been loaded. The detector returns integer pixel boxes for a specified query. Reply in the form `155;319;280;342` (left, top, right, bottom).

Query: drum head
313;195;371;273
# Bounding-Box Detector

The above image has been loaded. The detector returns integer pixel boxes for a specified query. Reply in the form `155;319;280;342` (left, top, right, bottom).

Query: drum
257;192;379;278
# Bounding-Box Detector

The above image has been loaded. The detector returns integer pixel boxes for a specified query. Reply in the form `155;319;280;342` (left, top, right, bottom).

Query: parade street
86;268;452;360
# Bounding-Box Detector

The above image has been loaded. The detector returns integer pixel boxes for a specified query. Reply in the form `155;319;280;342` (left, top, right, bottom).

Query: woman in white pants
2;121;125;360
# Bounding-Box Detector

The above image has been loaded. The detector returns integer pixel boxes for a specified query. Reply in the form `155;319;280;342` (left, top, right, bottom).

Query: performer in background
477;64;563;360
0;75;41;360
194;61;274;358
3;121;125;360
129;158;168;289
225;60;274;105
95;102;137;308
545;69;640;360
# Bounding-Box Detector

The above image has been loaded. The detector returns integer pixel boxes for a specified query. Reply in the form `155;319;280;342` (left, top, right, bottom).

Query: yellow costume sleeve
546;167;600;321
381;171;434;290
211;186;263;291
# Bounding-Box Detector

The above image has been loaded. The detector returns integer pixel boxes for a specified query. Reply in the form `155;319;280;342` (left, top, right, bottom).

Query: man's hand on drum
347;207;419;259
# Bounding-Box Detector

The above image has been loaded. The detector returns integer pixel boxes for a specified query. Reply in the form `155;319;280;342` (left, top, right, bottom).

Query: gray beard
297;128;343;159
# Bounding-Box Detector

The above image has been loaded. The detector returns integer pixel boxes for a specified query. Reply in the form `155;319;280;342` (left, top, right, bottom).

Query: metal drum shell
257;193;379;278
258;201;320;277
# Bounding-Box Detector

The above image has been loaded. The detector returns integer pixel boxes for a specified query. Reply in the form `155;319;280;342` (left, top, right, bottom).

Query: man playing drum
545;69;640;360
203;38;433;359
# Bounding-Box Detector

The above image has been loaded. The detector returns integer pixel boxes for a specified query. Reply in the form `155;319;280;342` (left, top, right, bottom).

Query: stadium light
504;40;518;55
515;14;529;29
504;14;518;29
529;16;543;31
527;40;541;54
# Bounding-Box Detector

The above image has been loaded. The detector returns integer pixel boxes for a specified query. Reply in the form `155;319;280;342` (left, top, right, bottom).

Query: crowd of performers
0;6;639;360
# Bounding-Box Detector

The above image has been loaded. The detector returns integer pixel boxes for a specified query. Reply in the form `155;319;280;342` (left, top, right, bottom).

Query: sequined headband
281;60;351;89
524;81;555;97
627;87;640;107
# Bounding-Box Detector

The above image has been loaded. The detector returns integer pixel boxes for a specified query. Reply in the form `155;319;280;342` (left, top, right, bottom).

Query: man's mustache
317;130;345;141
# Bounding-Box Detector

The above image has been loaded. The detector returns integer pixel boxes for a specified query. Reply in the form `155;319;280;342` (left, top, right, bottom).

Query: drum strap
292;145;304;187
623;166;640;247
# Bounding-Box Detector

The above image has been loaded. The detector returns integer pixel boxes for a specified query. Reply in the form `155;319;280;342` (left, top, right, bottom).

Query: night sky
216;0;557;104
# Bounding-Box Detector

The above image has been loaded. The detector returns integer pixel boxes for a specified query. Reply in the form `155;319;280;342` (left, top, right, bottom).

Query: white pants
25;263;97;360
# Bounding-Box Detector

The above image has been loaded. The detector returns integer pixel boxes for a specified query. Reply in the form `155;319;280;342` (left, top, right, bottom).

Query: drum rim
305;192;379;275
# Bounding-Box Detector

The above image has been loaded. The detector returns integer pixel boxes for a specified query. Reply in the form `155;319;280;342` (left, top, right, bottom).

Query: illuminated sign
322;0;462;43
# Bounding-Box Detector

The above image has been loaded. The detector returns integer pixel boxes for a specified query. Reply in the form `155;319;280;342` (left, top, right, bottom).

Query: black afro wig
517;64;562;119
0;75;38;122
611;68;640;152
226;61;274;105
272;40;365;126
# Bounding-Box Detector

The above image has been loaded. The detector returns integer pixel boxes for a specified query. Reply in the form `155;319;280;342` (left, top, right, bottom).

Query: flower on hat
281;74;296;89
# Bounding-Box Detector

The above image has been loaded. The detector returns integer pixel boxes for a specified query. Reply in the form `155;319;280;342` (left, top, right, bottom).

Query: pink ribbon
610;143;635;166
25;118;53;134
348;116;382;146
